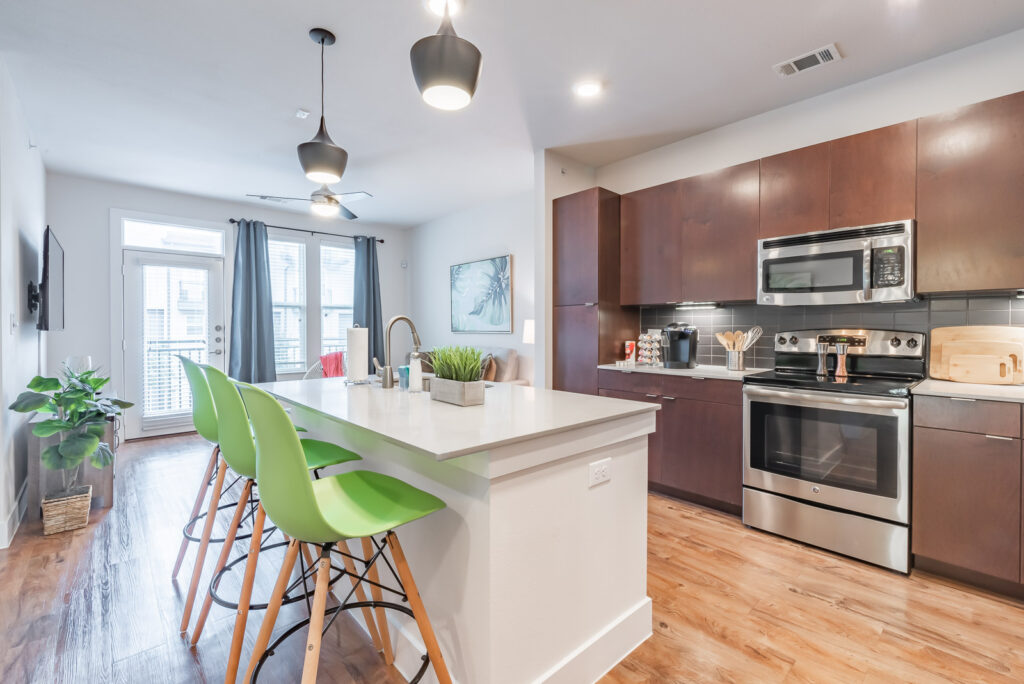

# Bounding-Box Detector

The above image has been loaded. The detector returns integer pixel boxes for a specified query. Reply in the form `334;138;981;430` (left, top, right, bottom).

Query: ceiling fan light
311;198;341;218
410;23;481;111
297;116;349;185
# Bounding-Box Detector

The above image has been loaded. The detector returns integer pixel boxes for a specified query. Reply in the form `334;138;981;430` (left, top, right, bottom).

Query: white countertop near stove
597;363;769;381
913;378;1024;403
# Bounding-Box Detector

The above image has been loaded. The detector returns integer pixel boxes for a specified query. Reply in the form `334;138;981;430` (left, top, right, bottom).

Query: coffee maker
661;323;699;369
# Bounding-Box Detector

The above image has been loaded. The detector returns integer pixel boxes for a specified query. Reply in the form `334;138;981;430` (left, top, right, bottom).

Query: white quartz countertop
913;379;1024;403
257;378;658;461
597;363;768;381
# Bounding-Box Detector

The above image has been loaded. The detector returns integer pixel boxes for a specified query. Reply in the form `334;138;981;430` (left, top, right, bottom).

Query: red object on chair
320;351;345;378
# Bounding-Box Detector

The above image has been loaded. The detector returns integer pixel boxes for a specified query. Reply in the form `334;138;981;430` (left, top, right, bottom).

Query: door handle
212;350;223;355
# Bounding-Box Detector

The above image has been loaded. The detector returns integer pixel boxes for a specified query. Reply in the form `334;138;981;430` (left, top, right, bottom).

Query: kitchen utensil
741;326;763;351
948;354;1016;384
715;332;730;350
930;326;1024;384
722;331;735;350
734;332;745;352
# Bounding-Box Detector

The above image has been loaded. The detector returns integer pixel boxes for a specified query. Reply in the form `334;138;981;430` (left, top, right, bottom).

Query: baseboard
1;478;29;549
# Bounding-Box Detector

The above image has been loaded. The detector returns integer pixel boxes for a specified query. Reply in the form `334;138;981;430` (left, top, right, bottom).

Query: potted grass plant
9;367;132;534
429;345;485;406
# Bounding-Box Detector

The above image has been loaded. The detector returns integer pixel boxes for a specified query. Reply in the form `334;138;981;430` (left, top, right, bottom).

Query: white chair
302;360;324;380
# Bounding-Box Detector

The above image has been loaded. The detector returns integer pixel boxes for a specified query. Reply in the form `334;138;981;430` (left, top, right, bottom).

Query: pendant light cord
320;39;325;118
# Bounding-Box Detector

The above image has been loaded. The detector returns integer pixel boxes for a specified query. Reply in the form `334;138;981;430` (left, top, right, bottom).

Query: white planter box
429;378;485;406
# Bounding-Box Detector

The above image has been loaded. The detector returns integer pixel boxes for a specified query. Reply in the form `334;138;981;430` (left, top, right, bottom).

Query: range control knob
890;337;902;348
777;336;788;345
906;338;920;349
789;336;799;345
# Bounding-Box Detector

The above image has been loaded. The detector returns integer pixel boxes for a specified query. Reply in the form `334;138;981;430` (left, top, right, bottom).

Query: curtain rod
228;218;384;244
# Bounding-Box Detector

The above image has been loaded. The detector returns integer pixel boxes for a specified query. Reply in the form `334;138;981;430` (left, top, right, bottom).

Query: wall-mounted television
36;226;64;331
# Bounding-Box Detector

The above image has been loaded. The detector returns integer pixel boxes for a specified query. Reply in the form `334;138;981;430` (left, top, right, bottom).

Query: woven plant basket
41;485;92;535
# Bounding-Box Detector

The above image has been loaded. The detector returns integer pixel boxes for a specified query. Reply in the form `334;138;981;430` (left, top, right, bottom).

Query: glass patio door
122;250;225;439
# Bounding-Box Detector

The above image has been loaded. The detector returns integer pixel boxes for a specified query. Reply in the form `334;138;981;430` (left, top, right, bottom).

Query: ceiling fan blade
327;191;373;203
246;193;312;202
338;204;358;221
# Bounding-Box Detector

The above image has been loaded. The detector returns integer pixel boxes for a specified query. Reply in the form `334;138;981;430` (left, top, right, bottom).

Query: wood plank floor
2;433;1024;683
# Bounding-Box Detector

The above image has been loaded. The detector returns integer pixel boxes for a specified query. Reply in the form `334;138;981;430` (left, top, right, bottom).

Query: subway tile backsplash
639;295;1022;369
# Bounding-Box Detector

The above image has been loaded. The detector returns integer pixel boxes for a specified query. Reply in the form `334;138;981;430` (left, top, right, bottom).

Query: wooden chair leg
362;536;394;665
339;540;384;651
191;478;254;645
225;502;266;684
172;445;219;579
245;538;301;683
300;549;333;684
180;457;228;633
386;531;453;684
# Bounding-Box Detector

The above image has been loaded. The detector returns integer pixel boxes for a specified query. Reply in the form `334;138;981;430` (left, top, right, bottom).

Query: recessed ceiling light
573;80;603;98
427;0;462;17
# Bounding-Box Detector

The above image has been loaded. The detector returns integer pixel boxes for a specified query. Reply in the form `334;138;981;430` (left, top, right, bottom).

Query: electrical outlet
588;457;611;488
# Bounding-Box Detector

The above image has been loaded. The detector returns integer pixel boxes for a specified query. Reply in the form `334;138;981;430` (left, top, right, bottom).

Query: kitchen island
257;378;658;684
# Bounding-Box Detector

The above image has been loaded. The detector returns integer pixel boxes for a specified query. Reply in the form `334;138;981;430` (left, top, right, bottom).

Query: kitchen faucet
378;315;422;389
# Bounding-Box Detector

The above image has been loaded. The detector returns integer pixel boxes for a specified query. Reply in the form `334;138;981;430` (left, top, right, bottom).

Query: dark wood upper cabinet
619;181;684;306
829;121;917;228
553;187;621;306
680;161;760;303
913;426;1021;582
917;91;1024;294
759;142;830;239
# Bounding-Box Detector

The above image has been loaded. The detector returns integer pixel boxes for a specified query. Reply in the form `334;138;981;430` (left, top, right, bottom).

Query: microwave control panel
872;246;905;288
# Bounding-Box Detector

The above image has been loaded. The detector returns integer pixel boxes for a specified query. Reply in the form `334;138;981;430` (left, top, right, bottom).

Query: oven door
758;237;871;306
743;385;909;524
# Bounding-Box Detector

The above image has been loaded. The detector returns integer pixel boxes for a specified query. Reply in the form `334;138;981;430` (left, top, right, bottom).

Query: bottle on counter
409;357;423;393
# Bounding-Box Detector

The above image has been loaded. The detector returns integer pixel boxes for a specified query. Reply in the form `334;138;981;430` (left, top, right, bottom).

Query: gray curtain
352;235;384;374
229;219;277;383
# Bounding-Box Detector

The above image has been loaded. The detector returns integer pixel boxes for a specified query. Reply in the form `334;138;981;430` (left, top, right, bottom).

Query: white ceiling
2;1;1024;226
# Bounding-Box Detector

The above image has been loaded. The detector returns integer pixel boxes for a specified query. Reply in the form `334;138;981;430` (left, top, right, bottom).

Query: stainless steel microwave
757;220;914;306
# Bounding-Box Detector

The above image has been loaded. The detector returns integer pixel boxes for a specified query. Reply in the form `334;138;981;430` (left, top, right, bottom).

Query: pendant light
410;1;482;111
297;28;349;184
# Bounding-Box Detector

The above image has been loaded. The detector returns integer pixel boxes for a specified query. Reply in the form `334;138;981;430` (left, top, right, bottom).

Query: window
321;242;356;355
268;239;307;374
123;219;224;256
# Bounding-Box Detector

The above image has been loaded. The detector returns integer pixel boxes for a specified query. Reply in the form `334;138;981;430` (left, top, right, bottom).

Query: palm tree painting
450;255;512;333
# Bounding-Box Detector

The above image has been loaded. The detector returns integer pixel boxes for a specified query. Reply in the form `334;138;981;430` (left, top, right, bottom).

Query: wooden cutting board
930;326;1024;384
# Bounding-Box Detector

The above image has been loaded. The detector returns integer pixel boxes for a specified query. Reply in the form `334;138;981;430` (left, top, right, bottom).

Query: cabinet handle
949;397;977;402
584;302;597;307
662;396;676;401
984;434;1015;441
691;377;705;381
645;393;660;399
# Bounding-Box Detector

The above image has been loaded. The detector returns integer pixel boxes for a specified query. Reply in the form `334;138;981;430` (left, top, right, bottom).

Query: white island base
259;379;657;684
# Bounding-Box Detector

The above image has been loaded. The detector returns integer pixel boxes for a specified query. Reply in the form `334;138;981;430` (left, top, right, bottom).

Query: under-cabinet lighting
1017;290;1024;299
674;302;719;311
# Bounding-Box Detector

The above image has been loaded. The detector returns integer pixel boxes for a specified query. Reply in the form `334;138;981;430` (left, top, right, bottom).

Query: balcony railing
144;338;206;417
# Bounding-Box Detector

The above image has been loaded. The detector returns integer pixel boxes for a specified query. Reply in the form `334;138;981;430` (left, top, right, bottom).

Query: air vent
773;43;842;78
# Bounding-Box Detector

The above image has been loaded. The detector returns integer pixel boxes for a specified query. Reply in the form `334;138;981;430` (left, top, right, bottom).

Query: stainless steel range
742;329;926;573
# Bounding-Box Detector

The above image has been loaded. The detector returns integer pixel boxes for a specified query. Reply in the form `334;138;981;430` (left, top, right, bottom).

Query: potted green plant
9;367;132;534
429;345;485;406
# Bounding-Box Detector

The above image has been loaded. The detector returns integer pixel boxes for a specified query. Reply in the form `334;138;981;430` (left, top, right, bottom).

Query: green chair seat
300;438;361;471
311;471;445;540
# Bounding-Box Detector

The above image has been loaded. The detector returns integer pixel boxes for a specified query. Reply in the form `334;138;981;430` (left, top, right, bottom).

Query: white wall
44;172;412;389
596;27;1024;193
409;191;536;382
0;60;46;547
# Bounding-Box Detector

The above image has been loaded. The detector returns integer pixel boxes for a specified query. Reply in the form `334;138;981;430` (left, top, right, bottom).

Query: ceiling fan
248;28;371;220
247;186;372;220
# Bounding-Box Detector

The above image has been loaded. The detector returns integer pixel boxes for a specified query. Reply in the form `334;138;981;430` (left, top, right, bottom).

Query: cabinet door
660;397;743;507
620;181;684;306
829;121;917;228
553;188;600;306
681;161;760;303
917;91;1024;293
759;142;830;239
599;388;664;484
553;304;599;395
912;427;1021;582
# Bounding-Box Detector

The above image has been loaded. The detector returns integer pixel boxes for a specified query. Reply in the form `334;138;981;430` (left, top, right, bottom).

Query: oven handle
743;385;909;410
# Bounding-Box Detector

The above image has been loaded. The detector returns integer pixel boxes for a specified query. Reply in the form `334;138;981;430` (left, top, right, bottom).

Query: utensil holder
726;350;745;371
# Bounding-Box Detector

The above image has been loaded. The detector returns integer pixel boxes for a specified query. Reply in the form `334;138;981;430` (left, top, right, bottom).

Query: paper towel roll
346;327;368;381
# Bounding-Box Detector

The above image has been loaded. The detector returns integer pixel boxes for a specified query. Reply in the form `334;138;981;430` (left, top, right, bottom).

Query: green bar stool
190;366;367;683
236;383;453;684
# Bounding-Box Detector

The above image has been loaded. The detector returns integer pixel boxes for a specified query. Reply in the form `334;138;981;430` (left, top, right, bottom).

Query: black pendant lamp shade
410;6;482;111
298;28;349;184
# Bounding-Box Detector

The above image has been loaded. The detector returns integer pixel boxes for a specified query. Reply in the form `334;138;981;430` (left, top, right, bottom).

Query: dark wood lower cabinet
599;388;663;483
660;397;742;508
912;426;1022;583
